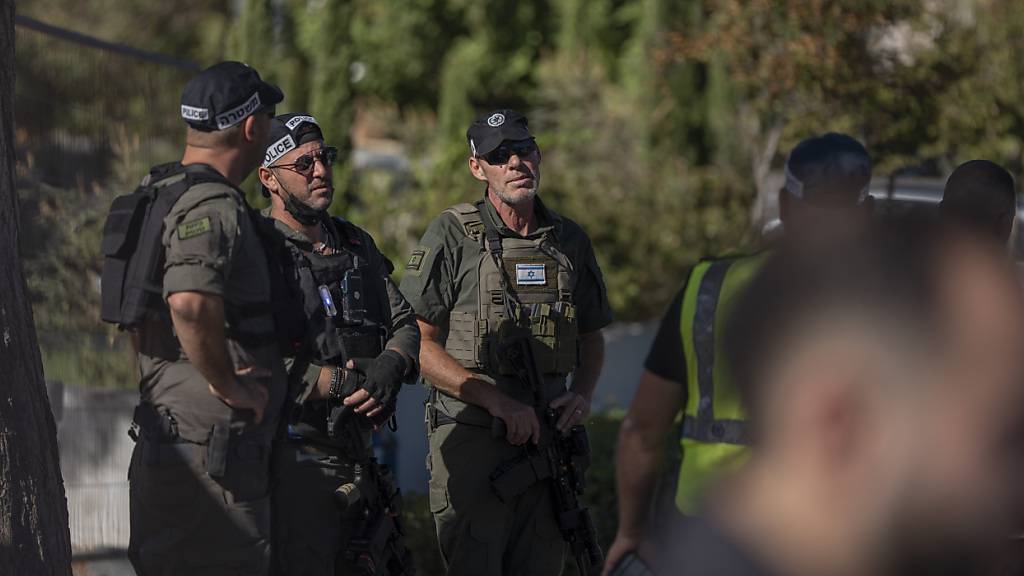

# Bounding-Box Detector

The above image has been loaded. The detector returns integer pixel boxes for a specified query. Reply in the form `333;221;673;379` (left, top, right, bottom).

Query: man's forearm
421;337;502;411
615;417;667;538
385;276;421;370
572;330;605;400
168;292;236;394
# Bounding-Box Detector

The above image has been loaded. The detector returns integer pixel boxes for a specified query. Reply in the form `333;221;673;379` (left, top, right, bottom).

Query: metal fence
14;16;199;556
14;14;198;191
14;16;200;392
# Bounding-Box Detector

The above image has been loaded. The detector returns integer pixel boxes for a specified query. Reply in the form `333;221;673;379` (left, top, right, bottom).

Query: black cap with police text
180;61;284;131
784;133;872;205
466;109;533;157
260;113;325;196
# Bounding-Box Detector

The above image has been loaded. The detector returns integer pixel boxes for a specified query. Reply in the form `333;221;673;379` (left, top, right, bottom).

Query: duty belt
130;403;268;477
426;388;495;430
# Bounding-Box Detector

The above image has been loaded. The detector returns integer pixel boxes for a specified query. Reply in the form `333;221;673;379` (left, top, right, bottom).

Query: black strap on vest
476;200;522;321
101;162;235;330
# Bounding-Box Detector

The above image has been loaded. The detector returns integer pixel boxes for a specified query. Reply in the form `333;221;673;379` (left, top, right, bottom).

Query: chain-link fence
15;15;199;390
14;16;202;555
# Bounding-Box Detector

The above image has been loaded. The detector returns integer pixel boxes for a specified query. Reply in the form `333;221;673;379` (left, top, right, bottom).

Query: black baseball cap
784;133;872;205
260;113;325;197
263;113;325;168
180;61;283;131
466;109;533;157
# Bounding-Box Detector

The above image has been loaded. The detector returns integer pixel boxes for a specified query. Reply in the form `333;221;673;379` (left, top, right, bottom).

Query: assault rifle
332;419;416;575
490;327;604;576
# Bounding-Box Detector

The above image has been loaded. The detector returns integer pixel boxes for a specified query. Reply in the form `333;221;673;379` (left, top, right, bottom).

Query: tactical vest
288;218;390;367
443;202;579;377
675;253;766;515
274;217;391;442
101;162;228;329
101;162;294;351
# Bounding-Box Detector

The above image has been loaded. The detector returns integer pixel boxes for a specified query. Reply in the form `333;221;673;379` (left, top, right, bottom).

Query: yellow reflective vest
675;253;767;514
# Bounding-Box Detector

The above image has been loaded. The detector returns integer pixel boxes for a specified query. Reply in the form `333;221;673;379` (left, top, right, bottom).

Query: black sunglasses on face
480;140;538;165
273;146;339;176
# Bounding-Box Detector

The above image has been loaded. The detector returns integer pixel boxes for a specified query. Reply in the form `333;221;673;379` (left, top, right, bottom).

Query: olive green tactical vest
443;203;579;377
675;253;766;515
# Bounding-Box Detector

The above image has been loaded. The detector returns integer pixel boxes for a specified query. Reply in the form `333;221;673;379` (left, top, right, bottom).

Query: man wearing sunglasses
400;109;613;575
256;113;419;575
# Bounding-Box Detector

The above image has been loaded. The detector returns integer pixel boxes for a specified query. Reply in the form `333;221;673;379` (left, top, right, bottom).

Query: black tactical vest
274;217;392;441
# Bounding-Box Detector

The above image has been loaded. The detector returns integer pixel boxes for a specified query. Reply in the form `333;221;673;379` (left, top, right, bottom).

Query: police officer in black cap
606;133;873;575
126;61;286;576
400;109;613;575
256;113;419;575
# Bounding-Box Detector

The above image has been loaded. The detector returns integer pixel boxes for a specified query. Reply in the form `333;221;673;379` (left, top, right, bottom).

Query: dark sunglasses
273;146;339;176
480;139;538;165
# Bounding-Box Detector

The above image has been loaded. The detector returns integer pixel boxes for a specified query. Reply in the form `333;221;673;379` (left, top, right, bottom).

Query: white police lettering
215;92;262;130
515;263;546;286
181;105;210;121
285;115;318;130
263;135;296;167
487;113;505;127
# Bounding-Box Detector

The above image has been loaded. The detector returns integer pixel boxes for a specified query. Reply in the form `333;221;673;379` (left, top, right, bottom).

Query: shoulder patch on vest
406;246;430;275
178;216;212;240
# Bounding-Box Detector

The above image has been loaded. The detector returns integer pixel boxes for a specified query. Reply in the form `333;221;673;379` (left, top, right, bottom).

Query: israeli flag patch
516;263;546;285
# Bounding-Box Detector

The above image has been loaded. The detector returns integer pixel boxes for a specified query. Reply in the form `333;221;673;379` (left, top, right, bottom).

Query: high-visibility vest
675;253;767;514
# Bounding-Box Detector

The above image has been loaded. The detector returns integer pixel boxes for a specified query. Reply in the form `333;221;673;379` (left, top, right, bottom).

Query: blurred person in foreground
655;220;1024;576
940;159;1016;246
256;113;419;575
124;62;285;575
939;161;1024;576
605;133;873;574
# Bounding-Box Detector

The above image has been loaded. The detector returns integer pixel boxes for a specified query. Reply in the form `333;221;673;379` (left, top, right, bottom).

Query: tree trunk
0;1;74;573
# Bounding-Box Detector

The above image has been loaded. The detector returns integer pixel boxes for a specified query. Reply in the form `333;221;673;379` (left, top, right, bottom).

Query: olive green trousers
128;438;271;576
428;417;565;576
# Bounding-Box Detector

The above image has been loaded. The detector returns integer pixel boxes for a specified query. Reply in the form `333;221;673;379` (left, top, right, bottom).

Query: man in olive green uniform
127;62;285;576
256;113;419;575
400;109;613;575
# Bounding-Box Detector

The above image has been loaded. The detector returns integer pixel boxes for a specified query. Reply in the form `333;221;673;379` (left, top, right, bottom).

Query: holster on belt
489;447;553;502
130;403;178;443
206;423;230;478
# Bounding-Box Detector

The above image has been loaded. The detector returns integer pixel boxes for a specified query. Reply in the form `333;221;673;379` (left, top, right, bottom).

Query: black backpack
100;162;231;330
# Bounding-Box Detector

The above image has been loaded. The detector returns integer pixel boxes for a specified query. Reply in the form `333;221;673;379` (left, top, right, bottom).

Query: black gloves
347;349;409;407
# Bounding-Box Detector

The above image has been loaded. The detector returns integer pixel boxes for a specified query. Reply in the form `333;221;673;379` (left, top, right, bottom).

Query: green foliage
18;0;1024;382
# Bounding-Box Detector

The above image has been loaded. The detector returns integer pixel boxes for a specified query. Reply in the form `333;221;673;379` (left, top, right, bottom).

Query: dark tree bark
0;1;74;573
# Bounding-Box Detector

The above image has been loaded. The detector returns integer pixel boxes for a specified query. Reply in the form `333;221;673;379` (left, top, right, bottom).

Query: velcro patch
516;263;546;285
178;217;212;240
407;248;427;271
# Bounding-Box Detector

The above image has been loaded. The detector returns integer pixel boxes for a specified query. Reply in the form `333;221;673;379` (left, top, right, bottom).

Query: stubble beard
495;182;539;207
